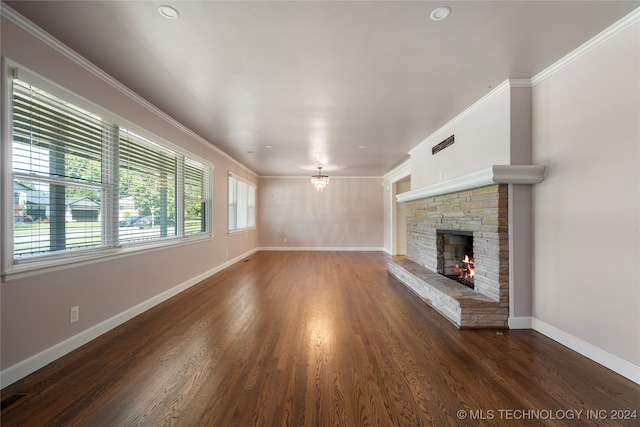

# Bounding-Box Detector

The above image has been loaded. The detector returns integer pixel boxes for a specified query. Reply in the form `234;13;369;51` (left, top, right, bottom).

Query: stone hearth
388;257;507;328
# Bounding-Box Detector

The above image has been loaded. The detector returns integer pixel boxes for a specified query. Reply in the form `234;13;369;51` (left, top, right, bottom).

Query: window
118;129;177;243
228;173;255;233
12;79;116;258
7;70;213;270
184;158;212;236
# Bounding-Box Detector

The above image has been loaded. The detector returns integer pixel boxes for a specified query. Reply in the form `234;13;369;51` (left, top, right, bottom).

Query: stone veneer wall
405;184;509;305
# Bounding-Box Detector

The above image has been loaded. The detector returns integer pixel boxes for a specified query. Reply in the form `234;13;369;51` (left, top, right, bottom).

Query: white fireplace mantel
396;165;545;203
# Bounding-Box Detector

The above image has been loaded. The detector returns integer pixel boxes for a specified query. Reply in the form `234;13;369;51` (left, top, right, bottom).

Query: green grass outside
14;221;100;236
14;219;204;253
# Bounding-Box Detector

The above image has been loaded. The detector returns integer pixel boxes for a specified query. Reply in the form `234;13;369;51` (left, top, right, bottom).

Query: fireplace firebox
437;230;475;289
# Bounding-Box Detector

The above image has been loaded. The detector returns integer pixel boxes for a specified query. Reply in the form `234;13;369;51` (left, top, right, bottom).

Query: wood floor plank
2;251;639;426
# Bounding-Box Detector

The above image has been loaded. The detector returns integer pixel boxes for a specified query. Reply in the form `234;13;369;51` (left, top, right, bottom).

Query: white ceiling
4;1;638;176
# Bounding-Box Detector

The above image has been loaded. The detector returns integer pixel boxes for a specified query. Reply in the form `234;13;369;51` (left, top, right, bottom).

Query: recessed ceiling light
158;5;179;20
430;6;451;21
265;145;273;149
358;145;366;149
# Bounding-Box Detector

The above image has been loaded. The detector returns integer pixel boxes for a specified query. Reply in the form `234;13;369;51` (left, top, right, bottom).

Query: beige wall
1;16;258;381
532;22;640;367
258;177;384;249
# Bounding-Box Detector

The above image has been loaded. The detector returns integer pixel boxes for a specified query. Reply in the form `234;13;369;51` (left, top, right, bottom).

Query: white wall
258;177;384;249
408;84;512;189
532;22;639;371
1;14;258;385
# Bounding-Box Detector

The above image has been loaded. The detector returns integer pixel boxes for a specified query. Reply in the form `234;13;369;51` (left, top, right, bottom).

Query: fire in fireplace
436;230;475;289
451;254;475;288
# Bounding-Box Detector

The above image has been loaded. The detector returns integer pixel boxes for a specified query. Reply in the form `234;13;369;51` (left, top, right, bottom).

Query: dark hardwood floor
1;251;638;426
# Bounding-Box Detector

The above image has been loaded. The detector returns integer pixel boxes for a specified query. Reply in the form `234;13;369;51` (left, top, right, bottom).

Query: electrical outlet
70;306;79;324
283;237;288;243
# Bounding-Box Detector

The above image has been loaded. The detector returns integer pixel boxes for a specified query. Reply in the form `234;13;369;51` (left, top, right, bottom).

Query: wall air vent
432;135;455;155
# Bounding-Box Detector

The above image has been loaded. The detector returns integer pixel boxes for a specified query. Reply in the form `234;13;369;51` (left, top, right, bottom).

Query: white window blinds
118;129;177;243
228;173;256;233
9;73;213;267
184;158;212;236
12;79;117;257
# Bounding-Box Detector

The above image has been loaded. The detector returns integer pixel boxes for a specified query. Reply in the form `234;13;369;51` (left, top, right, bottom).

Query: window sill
2;233;212;282
228;227;256;235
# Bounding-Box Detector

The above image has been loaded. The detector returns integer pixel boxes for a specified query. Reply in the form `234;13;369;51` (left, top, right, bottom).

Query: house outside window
6;65;213;272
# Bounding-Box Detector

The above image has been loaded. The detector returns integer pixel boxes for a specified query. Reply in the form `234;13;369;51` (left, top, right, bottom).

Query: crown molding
258;175;382;179
396;165;545;203
532;7;640;85
404;8;640;158
384;159;411;183
0;4;257;177
509;79;533;88
408;79;531;157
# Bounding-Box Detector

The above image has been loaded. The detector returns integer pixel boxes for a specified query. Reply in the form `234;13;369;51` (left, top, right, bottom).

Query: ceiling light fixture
311;167;329;191
158;5;179;19
430;6;451;21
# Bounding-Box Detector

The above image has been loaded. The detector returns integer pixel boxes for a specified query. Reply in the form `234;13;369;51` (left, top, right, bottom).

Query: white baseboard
0;248;258;388
532;318;640;385
508;316;532;329
258;246;385;252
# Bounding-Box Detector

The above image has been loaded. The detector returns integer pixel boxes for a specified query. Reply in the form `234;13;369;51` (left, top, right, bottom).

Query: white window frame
2;60;214;279
228;172;256;234
183;158;213;237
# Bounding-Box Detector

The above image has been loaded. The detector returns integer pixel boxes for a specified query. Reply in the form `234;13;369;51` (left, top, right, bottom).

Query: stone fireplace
388;165;544;329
